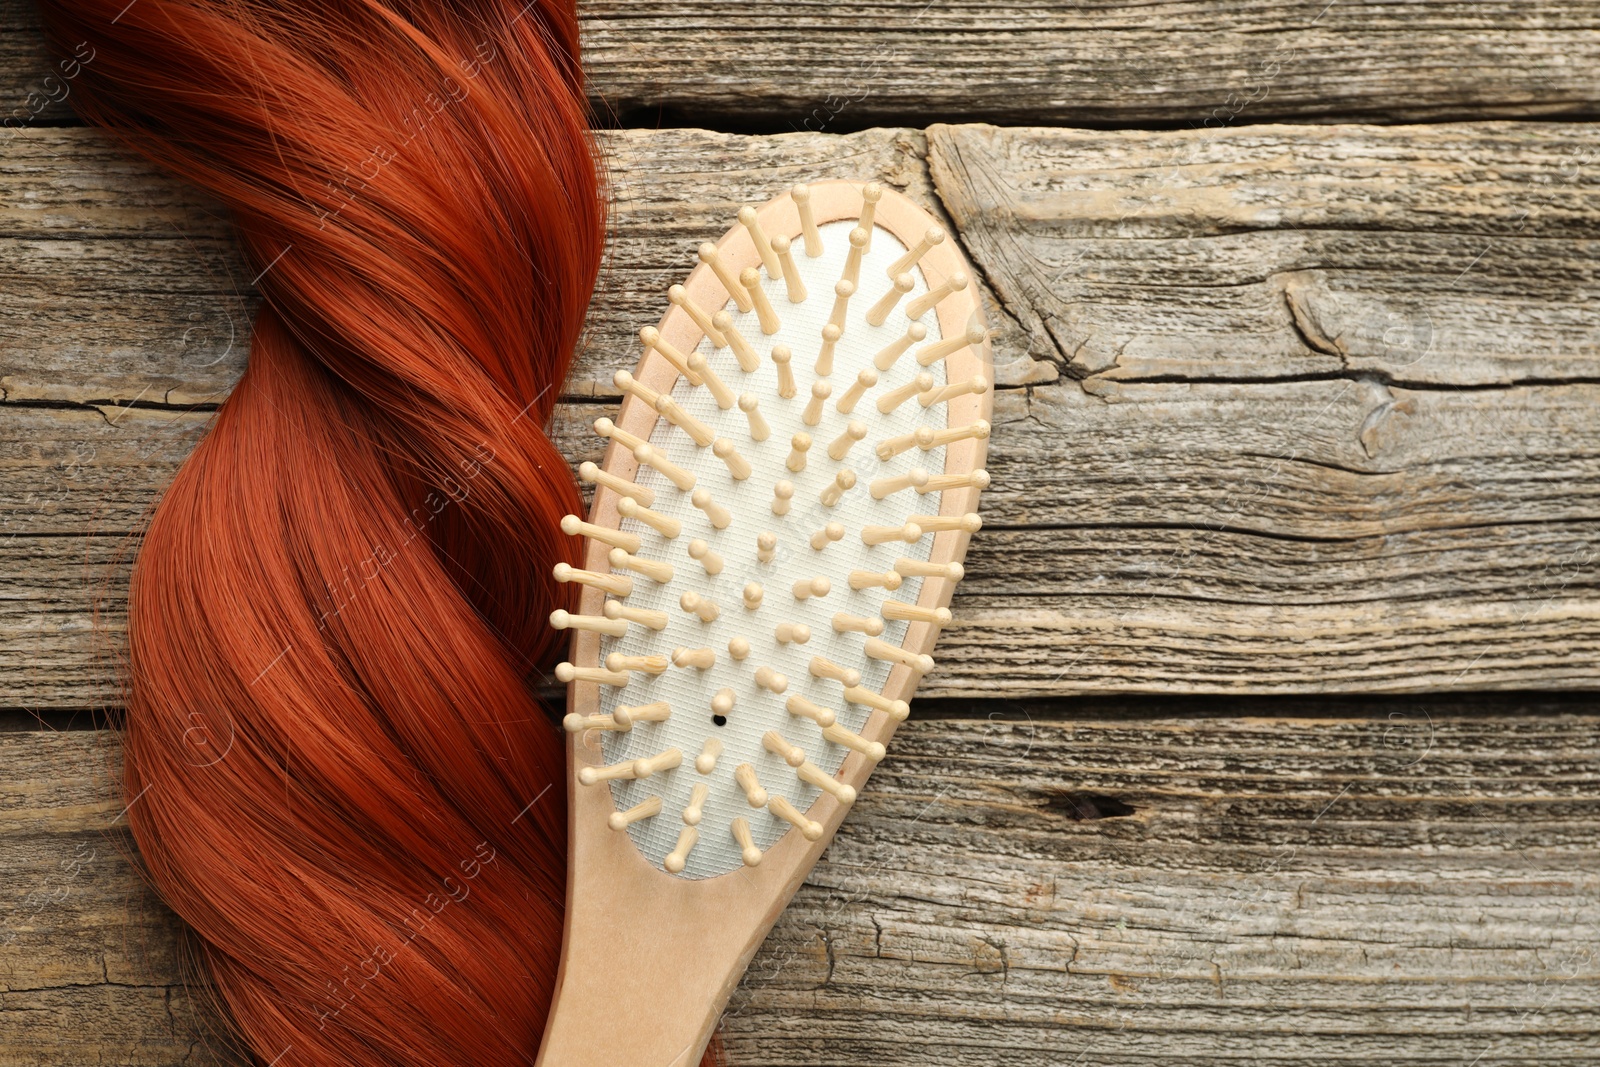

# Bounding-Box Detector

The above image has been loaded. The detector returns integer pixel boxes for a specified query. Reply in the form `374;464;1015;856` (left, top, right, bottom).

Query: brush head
556;180;990;879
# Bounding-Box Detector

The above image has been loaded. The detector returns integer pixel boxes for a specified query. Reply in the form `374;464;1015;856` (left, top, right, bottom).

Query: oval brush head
540;179;990;1064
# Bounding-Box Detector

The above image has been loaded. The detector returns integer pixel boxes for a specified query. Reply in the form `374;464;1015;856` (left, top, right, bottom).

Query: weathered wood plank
10;122;1600;398
5;122;1600;701
5;0;1600;128
7;382;1600;706
4;707;1598;1064
0;126;932;404
578;2;1600;128
927;122;1600;388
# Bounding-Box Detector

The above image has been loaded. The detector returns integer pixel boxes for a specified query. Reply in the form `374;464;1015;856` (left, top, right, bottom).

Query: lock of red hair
35;1;720;1063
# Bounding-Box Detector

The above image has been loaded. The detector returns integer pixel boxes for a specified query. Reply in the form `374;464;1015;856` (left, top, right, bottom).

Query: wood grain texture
0;126;930;405
927;122;1600;387
578;1;1600;128
5;122;1600;703
4;707;1597;1065
6;0;1600;128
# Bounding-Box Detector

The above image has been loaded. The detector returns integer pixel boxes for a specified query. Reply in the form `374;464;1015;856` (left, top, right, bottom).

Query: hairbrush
537;180;992;1064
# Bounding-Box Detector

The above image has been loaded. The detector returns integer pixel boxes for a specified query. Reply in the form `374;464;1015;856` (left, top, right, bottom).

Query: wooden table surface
2;2;1598;1064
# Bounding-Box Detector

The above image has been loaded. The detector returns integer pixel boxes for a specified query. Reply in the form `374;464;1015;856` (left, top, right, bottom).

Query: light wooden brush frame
538;180;992;1066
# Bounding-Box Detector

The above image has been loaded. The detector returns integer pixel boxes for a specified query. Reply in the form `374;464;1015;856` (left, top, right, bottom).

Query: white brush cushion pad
598;219;951;879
